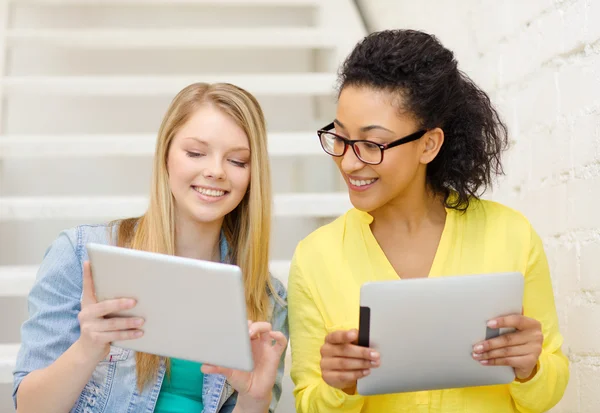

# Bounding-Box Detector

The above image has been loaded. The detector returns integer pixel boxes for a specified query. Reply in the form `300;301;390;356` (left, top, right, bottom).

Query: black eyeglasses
317;122;427;165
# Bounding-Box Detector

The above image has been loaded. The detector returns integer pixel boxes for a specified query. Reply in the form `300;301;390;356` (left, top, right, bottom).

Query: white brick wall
358;0;600;411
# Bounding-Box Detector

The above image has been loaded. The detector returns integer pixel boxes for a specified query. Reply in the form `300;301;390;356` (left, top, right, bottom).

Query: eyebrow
184;137;250;153
333;119;395;134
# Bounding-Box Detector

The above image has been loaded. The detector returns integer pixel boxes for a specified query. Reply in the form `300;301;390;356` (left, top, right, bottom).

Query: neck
174;213;223;262
370;184;446;235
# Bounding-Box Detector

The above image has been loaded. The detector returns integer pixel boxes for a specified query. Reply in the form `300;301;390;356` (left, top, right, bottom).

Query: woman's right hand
320;329;380;395
77;261;144;362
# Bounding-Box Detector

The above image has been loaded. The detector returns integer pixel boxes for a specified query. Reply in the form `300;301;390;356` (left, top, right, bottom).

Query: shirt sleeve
287;249;365;413
12;229;84;408
268;280;289;413
509;226;570;412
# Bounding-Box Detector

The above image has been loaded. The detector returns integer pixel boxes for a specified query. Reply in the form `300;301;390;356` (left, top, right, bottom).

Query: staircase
0;1;367;411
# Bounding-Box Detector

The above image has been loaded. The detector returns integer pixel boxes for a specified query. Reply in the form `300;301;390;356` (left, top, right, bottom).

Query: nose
340;144;365;173
202;157;226;180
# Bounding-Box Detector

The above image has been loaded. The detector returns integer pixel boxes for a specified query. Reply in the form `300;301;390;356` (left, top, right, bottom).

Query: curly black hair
338;29;508;211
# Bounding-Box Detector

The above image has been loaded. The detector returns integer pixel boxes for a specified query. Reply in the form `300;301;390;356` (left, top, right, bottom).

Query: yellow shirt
288;199;569;413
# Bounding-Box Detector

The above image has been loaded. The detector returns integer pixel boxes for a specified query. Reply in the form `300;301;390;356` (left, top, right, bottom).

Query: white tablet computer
357;272;524;396
86;243;253;371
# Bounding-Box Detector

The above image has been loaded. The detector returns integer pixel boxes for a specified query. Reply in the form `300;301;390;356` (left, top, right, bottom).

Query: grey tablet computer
86;243;253;371
357;272;524;396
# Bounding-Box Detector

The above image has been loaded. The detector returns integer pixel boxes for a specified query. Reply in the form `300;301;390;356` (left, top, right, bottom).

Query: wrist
73;339;107;365
234;393;271;413
341;383;357;395
515;362;540;383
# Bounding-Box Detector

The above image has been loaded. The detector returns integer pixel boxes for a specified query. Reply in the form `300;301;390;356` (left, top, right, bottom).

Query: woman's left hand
472;315;543;381
202;321;287;412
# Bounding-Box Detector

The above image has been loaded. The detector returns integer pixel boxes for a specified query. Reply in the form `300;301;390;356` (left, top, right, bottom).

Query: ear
419;127;444;165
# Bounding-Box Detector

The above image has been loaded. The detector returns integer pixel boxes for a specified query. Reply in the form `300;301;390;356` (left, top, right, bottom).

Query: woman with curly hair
287;30;568;413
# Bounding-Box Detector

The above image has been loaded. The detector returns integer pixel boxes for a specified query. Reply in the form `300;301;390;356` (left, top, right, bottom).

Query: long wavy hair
113;82;274;389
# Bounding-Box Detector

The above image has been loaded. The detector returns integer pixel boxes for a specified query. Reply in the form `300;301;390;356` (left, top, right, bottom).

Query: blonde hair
114;83;274;389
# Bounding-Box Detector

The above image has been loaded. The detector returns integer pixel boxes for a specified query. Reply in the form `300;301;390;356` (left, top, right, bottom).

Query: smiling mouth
192;186;229;197
348;177;378;187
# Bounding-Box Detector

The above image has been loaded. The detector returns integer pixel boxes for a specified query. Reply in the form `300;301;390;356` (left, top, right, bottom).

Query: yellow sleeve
288;249;365;413
509;227;570;412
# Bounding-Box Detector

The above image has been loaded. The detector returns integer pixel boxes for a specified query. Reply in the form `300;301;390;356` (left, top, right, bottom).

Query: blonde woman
13;83;288;413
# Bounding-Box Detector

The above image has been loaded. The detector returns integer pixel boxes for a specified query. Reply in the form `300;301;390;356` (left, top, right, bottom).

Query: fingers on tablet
103;329;143;342
339;370;370;382
269;331;287;345
347;329;358;342
326;330;354;344
201;364;233;378
248;321;273;338
488;314;534;331
201;364;218;374
325;357;373;371
99;316;144;332
96;298;137;318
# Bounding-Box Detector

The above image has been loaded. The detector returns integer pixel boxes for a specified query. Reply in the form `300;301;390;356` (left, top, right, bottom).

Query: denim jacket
13;224;289;413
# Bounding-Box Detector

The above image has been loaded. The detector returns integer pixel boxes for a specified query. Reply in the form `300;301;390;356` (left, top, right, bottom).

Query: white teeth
194;187;226;197
349;178;377;187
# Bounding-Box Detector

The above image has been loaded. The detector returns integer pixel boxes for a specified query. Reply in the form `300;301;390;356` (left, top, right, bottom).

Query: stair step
0;74;336;96
0;132;323;158
0;267;37;297
0;193;351;221
9;0;320;5
0;344;19;384
7;28;336;49
0;260;291;297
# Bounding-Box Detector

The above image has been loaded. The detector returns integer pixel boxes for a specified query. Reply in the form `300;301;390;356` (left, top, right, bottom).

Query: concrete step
0;74;336;96
9;0;319;5
7;28;335;49
0;268;37;297
0;344;19;385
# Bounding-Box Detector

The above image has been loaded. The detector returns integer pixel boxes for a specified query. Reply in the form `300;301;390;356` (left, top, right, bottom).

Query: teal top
154;358;204;412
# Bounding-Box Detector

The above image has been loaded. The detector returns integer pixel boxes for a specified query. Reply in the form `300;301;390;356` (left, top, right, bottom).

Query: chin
348;195;380;213
190;214;223;225
187;206;230;225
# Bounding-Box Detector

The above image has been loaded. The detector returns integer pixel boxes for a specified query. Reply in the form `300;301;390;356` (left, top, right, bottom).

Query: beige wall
357;0;600;411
